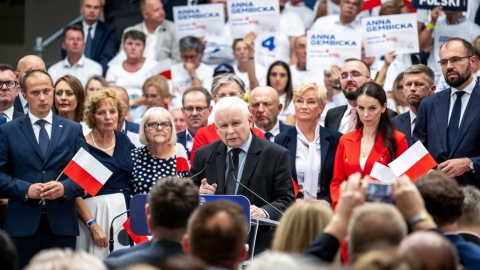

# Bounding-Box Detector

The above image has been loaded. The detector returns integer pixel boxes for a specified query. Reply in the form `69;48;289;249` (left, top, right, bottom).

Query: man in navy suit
0;64;24;122
113;86;140;134
392;64;435;146
248;86;293;142
61;0;116;75
414;38;480;187
0;116;5;125
0;70;86;268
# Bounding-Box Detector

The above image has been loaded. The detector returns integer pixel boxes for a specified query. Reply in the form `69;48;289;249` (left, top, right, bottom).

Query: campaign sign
173;4;225;41
227;0;280;39
411;0;467;12
362;13;419;57
200;195;251;232
306;30;362;71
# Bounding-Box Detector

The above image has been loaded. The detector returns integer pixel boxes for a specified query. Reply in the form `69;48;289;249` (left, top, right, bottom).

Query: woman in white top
267;61;295;124
232;32;265;92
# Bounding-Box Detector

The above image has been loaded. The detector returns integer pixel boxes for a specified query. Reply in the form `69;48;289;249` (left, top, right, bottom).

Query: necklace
90;132;115;151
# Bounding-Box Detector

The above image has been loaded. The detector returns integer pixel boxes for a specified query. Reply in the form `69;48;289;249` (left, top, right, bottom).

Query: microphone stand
109;209;130;253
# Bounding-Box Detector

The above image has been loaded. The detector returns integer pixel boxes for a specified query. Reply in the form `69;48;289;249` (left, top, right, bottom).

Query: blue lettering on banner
310;34;357;46
177;9;221;20
365;19;413;32
261;37;275;51
411;0;467;12
230;2;276;14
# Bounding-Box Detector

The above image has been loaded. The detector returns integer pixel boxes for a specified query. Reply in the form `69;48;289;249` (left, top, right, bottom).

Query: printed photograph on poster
173;4;225;41
362;13;419;57
227;0;280;39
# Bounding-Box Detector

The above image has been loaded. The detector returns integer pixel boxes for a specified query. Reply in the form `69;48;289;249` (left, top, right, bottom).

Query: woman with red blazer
330;82;409;208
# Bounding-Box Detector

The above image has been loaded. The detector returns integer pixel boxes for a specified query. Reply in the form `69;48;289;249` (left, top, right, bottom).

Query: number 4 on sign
262;37;275;52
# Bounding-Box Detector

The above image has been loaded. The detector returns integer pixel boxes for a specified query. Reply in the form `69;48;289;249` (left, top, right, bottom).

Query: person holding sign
311;0;363;33
232;32;265;92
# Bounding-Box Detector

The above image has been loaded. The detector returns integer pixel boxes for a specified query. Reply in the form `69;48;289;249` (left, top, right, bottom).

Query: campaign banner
362;13;419;57
411;0;467;12
227;0;280;39
306;30;362;71
173;4;225;41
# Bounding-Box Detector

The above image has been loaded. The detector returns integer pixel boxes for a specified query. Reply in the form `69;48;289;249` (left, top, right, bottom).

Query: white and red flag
362;0;381;11
388;141;437;181
63;148;113;196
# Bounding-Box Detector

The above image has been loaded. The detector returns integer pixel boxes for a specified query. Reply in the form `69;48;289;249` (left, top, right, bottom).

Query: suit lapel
319;127;330;176
434;90;451;153
285;129;298;181
237;135;261;195
401;114;412;145
91;22;103;58
364;132;388;174
44;116;63;162
214;143;227;194
344;129;362;173
334;105;347;131
451;85;480;156
19;115;44;160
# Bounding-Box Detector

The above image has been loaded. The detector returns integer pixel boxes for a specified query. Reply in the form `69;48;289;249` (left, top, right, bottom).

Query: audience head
293;36;307;67
170;108;187;133
415;171;464;228
123;30;146;60
247;251;321;270
0;64;19;110
147;176;199;235
272;200;333;253
439;37;475;89
84;88;124;130
347;203;407;263
214;96;253;149
62;25;85;57
398;231;460;270
140;0;165;26
179;36;203;68
293;82;327;124
80;0;103;25
181;86;212;134
16;55;46;84
212;73;245;103
248;86;282;132
85;75;108;97
267;61;293;111
339;0;364;24
458;186;480;231
233;38;251;63
53;75;85;122
379;1;401;16
111;86;130;129
340;58;372;100
402;64;435;112
391;72;406;108
353;246;417;270
20;69;54;119
140;107;176;146
472;36;480;71
142;75;169;110
0;230;17;270
24;248;106;270
183;200;248;270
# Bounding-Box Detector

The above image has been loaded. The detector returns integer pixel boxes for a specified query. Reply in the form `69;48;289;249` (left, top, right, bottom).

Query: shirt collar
1;106;14;121
409;109;416;124
451;78;476;97
227;131;252;154
29;110;53;125
142;21;164;34
185;129;194;141
82;20;98;30
63;55;86;68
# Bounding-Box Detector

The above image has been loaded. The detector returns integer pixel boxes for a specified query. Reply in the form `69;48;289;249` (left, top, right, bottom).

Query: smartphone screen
365;182;394;204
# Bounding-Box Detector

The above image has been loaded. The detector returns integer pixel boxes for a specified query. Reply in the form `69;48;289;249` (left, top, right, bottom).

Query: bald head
248;86;282;132
16;55;46;86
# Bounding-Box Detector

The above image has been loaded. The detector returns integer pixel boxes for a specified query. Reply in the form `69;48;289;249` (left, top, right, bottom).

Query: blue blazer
62;20;117;74
279;121;294;133
0;116;5;125
125;120;140;134
413;83;480;187
392;111;413;146
14;96;24;114
274;126;342;201
176;130;190;157
0;114;87;237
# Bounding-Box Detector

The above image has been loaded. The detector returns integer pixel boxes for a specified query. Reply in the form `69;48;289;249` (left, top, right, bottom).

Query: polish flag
63;148;113;196
123;217;149;244
388;141;437;181
362;0;381;11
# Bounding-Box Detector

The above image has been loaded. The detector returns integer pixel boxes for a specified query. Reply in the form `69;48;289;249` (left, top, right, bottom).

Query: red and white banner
63;148;113;196
388;141;437;181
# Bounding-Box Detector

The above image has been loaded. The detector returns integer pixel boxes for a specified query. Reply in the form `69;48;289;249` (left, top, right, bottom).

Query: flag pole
39;170;65;204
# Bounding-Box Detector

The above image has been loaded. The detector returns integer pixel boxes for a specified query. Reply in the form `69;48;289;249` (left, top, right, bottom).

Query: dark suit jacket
0;114;87;237
392;111;413;146
460;232;480;246
14;96;24;114
325;105;398;132
275;126;341;201
0;116;5;125
413;84;480;187
108;240;152;258
190;133;294;221
125;120;140;134
62;20;116;74
445;234;480;269
279;121;294;133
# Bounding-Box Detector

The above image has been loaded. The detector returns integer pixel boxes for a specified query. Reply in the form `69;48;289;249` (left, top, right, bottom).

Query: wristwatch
469;158;474;172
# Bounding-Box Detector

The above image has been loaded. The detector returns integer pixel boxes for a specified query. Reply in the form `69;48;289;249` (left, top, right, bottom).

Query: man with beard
392;64;435;146
413;38;480;188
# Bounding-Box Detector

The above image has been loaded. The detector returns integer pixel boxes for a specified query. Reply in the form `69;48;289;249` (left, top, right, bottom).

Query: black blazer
392;111;413;146
190;133;294;221
176;130;190;157
325;105;399;132
13;96;24;114
275;126;342;201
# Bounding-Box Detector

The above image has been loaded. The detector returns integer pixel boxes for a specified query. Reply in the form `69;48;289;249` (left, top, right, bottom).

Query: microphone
109;209;130;253
190;146;217;180
228;152;284;217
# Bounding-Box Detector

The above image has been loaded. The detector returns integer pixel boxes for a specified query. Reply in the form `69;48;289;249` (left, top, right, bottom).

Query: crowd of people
1;0;480;269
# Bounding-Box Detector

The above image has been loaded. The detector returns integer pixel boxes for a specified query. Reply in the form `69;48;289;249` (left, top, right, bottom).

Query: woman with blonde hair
272;200;333;253
130;75;171;121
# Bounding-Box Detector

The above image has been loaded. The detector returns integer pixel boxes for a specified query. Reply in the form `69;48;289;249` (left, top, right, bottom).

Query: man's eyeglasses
339;71;369;80
0;81;17;89
145;122;172;130
183;106;208;114
438;56;471;66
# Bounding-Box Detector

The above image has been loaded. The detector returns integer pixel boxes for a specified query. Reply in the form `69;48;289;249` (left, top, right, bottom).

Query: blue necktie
36;120;50;157
264;132;272;141
84;27;93;58
447;91;466;153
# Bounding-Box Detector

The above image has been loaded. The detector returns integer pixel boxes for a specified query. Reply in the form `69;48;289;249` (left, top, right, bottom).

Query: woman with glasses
267;61;295;124
131;107;190;195
77;88;134;258
330;82;408;208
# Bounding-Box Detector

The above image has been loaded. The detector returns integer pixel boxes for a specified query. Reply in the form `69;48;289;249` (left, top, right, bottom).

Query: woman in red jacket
330;82;409;208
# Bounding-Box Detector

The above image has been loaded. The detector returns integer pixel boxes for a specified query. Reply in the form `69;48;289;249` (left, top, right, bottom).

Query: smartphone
365;182;394;204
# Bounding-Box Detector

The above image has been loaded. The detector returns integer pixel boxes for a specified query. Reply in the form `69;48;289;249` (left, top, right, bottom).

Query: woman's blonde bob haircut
293;82;327;108
139;107;177;146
